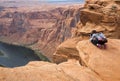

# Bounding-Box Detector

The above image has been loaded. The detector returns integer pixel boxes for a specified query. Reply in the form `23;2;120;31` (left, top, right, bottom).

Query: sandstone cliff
54;39;120;81
75;0;120;39
77;39;120;81
0;5;83;60
1;0;120;81
0;59;103;81
1;39;120;81
52;0;120;81
53;0;120;62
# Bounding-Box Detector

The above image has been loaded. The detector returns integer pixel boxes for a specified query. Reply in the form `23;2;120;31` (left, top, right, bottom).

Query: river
0;42;49;67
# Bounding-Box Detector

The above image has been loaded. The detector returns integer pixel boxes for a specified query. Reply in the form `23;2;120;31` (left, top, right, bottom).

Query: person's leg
91;40;97;46
92;40;102;48
102;41;107;49
98;41;107;49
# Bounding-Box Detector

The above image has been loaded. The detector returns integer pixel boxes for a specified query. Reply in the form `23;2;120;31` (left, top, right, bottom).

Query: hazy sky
44;0;70;1
39;0;68;1
0;0;84;2
0;0;84;7
42;0;84;2
44;0;78;1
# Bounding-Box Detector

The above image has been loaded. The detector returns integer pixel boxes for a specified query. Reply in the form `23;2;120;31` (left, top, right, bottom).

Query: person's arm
100;33;106;38
90;34;96;41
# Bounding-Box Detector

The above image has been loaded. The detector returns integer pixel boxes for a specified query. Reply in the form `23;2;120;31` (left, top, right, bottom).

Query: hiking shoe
97;44;102;48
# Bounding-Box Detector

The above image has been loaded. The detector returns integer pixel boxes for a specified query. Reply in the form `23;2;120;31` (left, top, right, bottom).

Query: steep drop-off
52;0;120;80
0;0;120;81
77;39;120;81
54;0;120;63
1;39;120;81
0;5;83;60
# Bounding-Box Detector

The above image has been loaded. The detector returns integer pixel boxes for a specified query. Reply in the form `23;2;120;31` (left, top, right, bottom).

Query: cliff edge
77;39;120;81
1;39;120;81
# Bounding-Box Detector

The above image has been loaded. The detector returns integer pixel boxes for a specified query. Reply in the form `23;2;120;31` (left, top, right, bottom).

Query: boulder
53;37;81;63
77;39;120;81
0;60;103;81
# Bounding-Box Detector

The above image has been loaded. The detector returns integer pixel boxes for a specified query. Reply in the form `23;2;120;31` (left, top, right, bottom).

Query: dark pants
91;40;98;46
91;39;107;46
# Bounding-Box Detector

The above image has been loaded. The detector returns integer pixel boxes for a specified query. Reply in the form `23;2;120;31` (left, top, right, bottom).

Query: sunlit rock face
1;39;120;81
74;0;120;39
0;59;104;81
76;39;120;81
1;0;120;81
53;0;120;81
53;0;120;63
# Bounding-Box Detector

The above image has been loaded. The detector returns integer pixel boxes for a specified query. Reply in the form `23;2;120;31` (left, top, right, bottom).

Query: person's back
90;33;98;41
90;30;107;48
96;32;107;43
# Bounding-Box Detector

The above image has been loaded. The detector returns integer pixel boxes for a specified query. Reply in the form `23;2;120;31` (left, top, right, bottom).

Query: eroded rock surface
1;0;120;81
77;39;120;81
0;5;83;60
1;39;120;81
53;39;120;81
53;0;120;80
75;0;120;39
0;59;103;81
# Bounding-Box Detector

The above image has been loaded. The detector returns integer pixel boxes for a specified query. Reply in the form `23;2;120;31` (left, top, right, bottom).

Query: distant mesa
4;1;16;3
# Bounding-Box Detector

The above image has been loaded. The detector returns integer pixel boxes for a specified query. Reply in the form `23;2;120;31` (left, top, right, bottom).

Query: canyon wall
1;0;120;81
54;0;120;64
75;0;120;39
51;1;120;81
0;5;83;60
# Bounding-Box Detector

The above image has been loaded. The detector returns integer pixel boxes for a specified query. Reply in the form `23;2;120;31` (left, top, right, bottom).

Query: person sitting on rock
90;30;108;48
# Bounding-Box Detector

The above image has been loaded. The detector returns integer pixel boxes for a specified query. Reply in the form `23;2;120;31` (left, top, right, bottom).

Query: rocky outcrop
0;59;103;81
53;37;81;63
1;39;120;81
0;61;75;81
77;39;120;81
54;0;120;69
53;0;120;81
1;0;120;80
53;0;120;63
53;39;120;81
74;0;120;39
